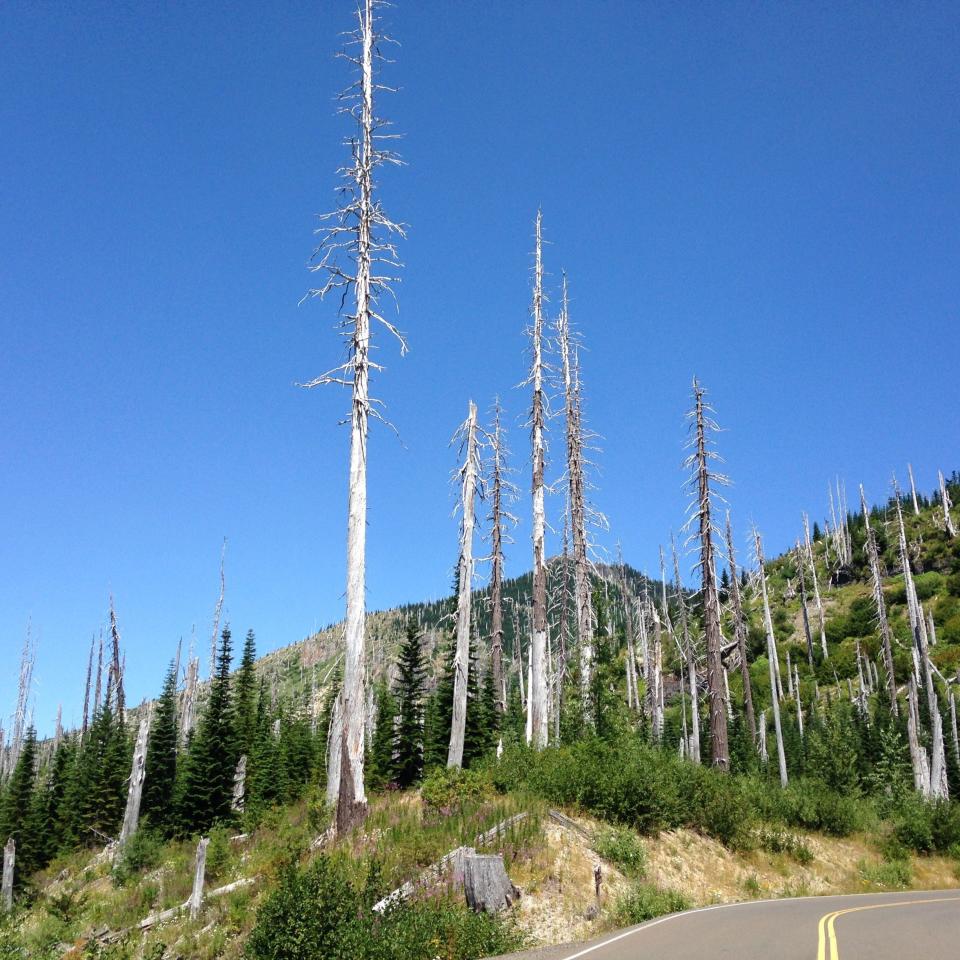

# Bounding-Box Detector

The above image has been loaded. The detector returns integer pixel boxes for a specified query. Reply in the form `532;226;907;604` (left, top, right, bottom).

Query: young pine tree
367;682;397;790
0;727;39;886
393;623;426;789
142;660;179;835
234;630;258;759
176;626;237;834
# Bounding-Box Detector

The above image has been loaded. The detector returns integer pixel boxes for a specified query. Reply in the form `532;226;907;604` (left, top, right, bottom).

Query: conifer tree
234;630;259;759
177;626;237;833
31;738;74;868
142;661;179;834
0;727;38;886
247;681;286;815
367;682;397;789
393;623;426;788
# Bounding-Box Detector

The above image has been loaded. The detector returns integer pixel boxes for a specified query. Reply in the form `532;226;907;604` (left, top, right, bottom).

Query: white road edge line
553;888;955;960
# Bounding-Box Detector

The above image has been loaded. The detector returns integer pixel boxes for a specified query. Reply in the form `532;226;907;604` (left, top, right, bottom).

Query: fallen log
474;812;529;847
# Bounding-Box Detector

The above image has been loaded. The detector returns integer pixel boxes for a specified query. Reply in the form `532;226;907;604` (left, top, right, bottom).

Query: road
491;888;960;960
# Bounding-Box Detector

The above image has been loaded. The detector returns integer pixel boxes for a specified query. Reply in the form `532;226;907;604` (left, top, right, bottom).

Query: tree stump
463;853;519;914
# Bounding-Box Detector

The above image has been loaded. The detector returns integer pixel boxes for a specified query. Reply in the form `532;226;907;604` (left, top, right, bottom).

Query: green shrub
894;797;960;854
112;829;163;887
613;883;690;926
594;826;647;877
246;853;520;960
858;858;912;889
758;829;814;865
421;767;491;816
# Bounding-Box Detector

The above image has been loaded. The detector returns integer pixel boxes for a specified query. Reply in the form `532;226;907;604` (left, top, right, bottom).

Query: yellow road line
816;896;960;960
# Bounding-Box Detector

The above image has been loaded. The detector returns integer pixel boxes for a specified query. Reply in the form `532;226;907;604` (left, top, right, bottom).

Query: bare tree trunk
649;606;664;742
180;656;199;747
684;379;729;769
802;513;829;659
189;837;209;920
82;634;94;741
326;691;344;808
118;715;150;853
950;692;960;770
671;537;701;764
939;469;957;537
232;755;247;813
758;710;768;764
527;211;549;749
108;596;125;718
795;543;815;667
786;649;794;699
1;840;13;914
618;548;639;712
794;665;804;738
860;484;898;715
907;462;920;516
487;399;513;715
558;277;594;725
209;539;227;680
449;401;479;768
755;530;788;787
726;514;756;744
907;677;931;797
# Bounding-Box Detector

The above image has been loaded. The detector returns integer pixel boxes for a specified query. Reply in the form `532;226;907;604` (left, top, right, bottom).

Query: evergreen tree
393;623;426;789
30;738;74;868
0;727;39;887
423;636;455;770
367;681;397;789
142;660;179;834
234;629;259;758
247;680;286;816
279;712;316;803
176;626;237;834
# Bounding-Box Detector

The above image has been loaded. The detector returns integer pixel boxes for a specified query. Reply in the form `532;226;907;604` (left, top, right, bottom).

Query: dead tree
907;677;931;797
527;211;549;749
671;537;701;764
209;539;227;679
449;401;480;768
189;837;209;920
725;514;756;743
939;470;957;537
618;545;640;713
81;634;95;741
648;605;664;742
683;378;729;769
860;484;898;715
557;275;593;723
232;755;247;813
795;542;815;667
486;398;516;715
117;715;150;854
108;597;125;718
180;655;199;747
755;529;788;787
1;840;13;913
802;513;829;659
304;0;406;833
907;462;921;516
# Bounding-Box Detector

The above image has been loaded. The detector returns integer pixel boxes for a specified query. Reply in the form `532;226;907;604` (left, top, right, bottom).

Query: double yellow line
816;896;960;960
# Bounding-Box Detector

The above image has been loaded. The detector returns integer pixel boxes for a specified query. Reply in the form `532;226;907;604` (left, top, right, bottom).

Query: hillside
2;478;960;959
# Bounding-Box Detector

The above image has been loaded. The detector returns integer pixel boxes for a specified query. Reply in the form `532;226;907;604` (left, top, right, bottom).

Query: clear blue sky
2;1;958;735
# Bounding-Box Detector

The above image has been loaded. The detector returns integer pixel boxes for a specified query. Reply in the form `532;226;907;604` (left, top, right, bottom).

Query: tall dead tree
795;542;815;667
802;513;829;659
671;537;701;764
755;530;788;787
617;545;640;713
907;463;921;516
557;275;594;723
305;0;405;833
108;597;125;718
81;634;94;741
939;470;957;537
527;211;549;749
118;714;150;853
486;398;516;715
725;514;756;743
860;484;898;715
209;539;227;679
448;401;480;768
683;379;729;770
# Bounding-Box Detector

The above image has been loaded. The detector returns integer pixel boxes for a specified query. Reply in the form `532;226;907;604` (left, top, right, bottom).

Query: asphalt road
491;888;960;960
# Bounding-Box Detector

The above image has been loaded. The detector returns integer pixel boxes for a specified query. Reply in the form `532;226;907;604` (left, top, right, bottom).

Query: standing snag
725;513;756;743
527;211;549;749
304;0;406;833
448;401;480;768
683;378;729;770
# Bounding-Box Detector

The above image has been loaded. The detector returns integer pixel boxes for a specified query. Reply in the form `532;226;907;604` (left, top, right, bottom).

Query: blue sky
2;1;958;735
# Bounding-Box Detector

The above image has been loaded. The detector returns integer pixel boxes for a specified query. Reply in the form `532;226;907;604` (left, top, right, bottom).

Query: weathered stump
1;838;14;913
463;853;519;914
